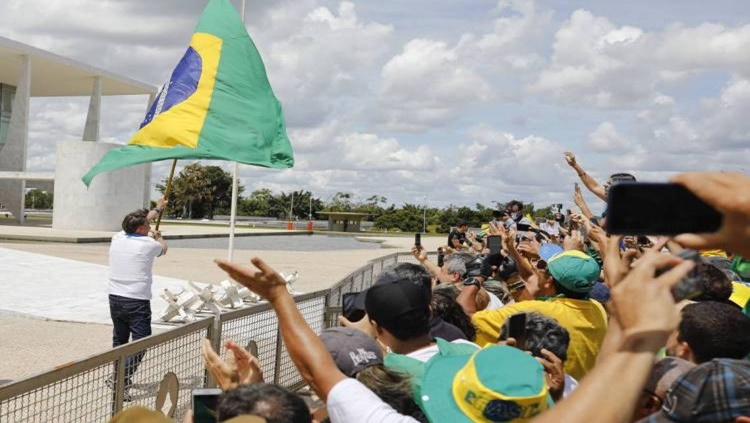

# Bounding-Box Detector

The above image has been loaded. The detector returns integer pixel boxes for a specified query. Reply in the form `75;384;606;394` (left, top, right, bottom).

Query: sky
1;0;749;211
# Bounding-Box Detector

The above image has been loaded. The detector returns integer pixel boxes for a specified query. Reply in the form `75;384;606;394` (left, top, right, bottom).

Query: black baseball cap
360;272;431;333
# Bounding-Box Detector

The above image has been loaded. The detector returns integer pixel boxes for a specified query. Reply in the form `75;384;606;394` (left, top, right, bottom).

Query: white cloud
702;78;750;147
290;124;439;172
531;9;750;108
256;1;393;127
587;122;632;152
378;39;491;131
448;125;572;197
3;0;750;209
376;0;550;131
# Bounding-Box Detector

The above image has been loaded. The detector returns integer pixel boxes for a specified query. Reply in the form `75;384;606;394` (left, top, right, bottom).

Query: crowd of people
109;153;750;422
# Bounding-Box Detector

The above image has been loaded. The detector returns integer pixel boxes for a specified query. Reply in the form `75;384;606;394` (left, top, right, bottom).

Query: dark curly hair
431;285;476;341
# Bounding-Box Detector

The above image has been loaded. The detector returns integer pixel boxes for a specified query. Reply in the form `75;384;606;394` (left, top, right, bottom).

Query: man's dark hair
678;302;750;363
507;200;524;211
456;220;469;228
500;312;570;361
431;285;476;341
121;209;149;234
692;260;733;302
217;383;311;423
552;280;589;300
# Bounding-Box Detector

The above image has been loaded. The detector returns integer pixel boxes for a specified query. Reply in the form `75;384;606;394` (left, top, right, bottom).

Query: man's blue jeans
109;294;151;388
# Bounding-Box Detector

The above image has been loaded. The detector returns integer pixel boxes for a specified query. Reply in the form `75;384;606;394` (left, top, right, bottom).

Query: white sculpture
158;271;302;323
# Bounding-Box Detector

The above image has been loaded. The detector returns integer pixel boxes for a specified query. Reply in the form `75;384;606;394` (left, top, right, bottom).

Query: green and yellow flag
82;0;294;186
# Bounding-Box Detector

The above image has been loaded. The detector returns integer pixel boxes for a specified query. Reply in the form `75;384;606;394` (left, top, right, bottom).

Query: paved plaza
0;223;442;382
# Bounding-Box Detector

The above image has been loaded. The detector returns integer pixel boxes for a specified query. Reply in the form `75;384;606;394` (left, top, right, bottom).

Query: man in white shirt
216;257;421;423
108;198;167;393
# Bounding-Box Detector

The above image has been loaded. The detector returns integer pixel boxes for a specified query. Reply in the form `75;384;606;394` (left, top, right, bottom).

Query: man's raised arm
215;257;346;400
564;152;607;201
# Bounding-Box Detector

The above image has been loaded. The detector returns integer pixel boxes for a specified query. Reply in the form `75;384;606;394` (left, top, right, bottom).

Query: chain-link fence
0;251;423;422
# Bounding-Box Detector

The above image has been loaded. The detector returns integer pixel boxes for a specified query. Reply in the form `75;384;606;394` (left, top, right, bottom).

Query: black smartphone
342;292;365;322
437;247;445;267
499;313;528;350
607;182;722;235
415;233;421;249
516;223;531;232
193;388;222;423
507;313;527;350
487;235;502;255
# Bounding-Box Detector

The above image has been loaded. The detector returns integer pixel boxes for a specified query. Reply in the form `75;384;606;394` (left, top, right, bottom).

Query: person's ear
644;394;662;414
370;319;384;336
675;342;695;363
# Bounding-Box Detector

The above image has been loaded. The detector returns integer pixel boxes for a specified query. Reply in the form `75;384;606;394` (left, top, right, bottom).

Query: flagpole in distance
155;159;178;231
227;0;247;262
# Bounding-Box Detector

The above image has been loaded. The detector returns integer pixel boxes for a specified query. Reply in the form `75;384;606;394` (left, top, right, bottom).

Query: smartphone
192;388;222;423
415;233;421;249
342;292;365;322
607;183;722;235
499;313;527;350
517;223;531;232
487;235;502;255
656;249;704;301
437;247;445;267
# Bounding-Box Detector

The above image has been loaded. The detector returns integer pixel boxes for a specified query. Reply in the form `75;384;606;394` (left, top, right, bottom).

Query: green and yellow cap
419;344;551;422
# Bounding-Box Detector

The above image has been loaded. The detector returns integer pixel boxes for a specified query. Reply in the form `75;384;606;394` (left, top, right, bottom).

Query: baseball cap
547;250;601;294
319;327;383;377
643;357;695;401
364;271;431;333
419;343;551;422
641;358;750;423
539;244;563;262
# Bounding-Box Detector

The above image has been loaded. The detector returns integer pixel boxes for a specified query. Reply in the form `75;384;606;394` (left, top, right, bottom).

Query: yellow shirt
730;281;750;309
472;297;607;380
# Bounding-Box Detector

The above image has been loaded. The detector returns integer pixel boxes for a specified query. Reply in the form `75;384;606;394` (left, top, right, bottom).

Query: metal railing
0;251;429;422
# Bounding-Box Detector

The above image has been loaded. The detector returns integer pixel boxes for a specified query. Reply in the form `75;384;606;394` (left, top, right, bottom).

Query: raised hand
564;151;577;167
225;340;263;385
537;348;565;402
573;183;584;206
411;245;428;263
215;257;288;303
338;314;376;338
673;172;750;257
609;248;694;341
603;235;638;288
563;230;584;252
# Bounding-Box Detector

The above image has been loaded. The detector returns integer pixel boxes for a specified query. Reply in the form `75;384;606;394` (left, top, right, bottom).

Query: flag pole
227;0;247;262
155;159;177;231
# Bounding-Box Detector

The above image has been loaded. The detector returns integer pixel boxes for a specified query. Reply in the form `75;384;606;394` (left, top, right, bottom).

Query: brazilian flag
82;0;294;186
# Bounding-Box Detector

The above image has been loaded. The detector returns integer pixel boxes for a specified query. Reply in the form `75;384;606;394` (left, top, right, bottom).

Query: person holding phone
447;220;470;250
564;151;636;202
470;248;607;381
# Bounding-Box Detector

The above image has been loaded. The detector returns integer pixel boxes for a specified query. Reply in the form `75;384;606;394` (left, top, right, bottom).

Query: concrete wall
53;141;148;231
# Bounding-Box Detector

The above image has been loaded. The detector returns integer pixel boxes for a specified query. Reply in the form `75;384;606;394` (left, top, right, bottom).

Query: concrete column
0;54;30;223
52;141;147;231
82;76;101;141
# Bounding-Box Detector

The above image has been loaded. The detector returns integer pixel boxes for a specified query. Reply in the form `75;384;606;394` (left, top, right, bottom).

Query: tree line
157;163;557;233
